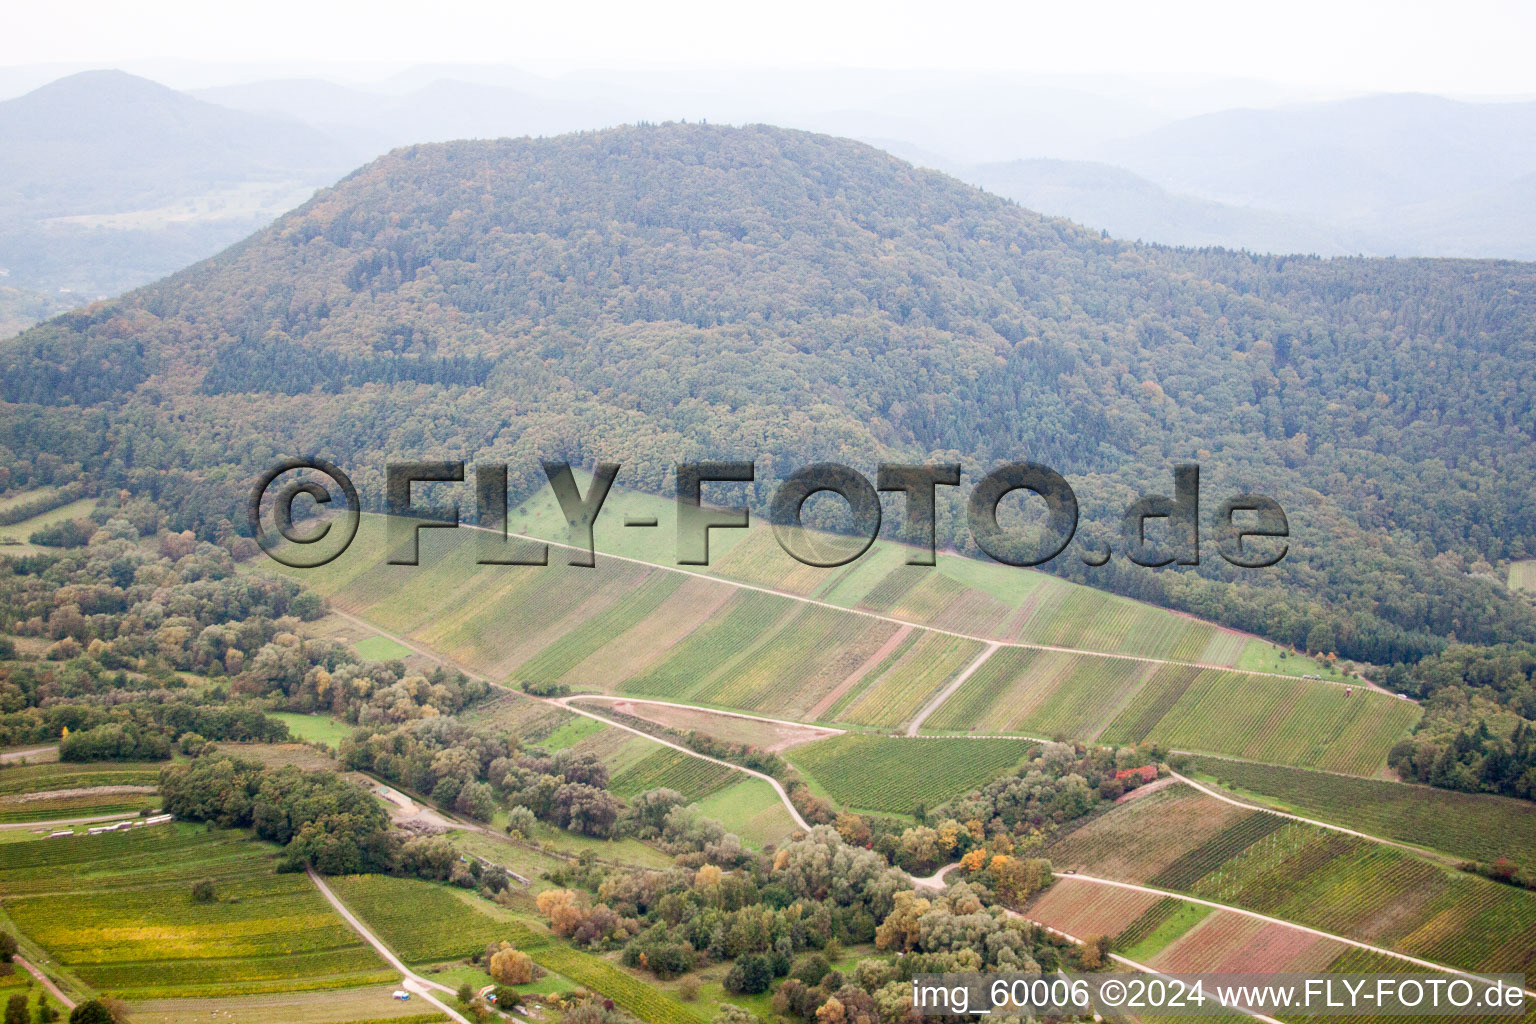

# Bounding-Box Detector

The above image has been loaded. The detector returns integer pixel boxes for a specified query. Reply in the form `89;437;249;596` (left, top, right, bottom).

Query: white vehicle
392;991;410;1001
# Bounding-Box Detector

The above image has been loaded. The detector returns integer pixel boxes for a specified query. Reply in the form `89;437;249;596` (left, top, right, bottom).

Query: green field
786;735;1030;815
1511;560;1536;592
326;874;705;1024
326;873;541;964
692;778;798;848
1184;755;1536;869
610;747;737;802
0;825;392;998
0;497;98;552
537;715;607;750
1097;666;1419;775
269;712;356;748
353;634;415;662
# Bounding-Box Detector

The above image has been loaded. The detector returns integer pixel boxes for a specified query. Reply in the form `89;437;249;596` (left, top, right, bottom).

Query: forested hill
3;122;1536;665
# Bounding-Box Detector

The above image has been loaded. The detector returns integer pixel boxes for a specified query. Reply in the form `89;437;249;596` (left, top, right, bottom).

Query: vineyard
531;944;708;1024
687;604;899;718
1184;755;1536;869
609;747;738;801
326;873;541;964
0;826;392;998
1022;877;1164;939
833;633;987;728
510;572;686;684
1145;909;1344;974
1099;666;1420;775
786;735;1029;814
1148;811;1290;890
922;648;1154;737
1050;783;1536;977
1044;784;1254;881
1181;820;1536;976
0;760;161;795
623;590;793;700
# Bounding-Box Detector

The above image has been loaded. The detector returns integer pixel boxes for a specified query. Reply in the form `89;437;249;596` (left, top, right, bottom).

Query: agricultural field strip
0;811;142;830
1169;771;1444;860
569;696;844;738
909;873;1282;1024
903;641;1001;735
449;520;1354;689
305;868;474;1024
329;608;812;830
1051;874;1536;996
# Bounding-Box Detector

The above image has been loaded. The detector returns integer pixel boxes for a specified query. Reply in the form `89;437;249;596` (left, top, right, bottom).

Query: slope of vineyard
785;735;1030;814
1045;784;1536;977
1184;755;1536;869
269;515;1374;771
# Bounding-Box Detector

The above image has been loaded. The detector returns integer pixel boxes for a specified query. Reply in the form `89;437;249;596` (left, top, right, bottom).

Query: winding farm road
553;696;812;831
1170;770;1439;857
0;811;141;831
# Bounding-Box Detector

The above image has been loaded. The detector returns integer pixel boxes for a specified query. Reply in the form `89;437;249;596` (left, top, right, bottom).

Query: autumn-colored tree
490;946;534;985
536;888;587;937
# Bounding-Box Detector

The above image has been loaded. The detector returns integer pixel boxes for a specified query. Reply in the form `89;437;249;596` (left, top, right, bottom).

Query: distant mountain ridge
0;70;353;303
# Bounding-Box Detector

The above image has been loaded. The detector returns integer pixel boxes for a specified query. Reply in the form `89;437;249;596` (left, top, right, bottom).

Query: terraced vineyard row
924;648;1152;737
1184;821;1536;975
0;760;161;794
1099;666;1419;775
0;826;392;998
835;632;986;728
688;604;898;717
610;747;737;801
624;590;791;700
1184;755;1536;869
1147;811;1290;890
1048;785;1536;977
510;571;685;683
786;735;1029;814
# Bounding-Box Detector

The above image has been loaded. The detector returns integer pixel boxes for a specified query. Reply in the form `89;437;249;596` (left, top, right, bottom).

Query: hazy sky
4;0;1535;96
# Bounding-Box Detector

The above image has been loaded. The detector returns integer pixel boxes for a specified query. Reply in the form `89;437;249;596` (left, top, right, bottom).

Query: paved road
15;956;74;1010
306;867;473;1024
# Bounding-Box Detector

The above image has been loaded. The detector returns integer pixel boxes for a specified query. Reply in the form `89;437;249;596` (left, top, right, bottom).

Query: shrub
190;879;216;904
724;953;773;995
